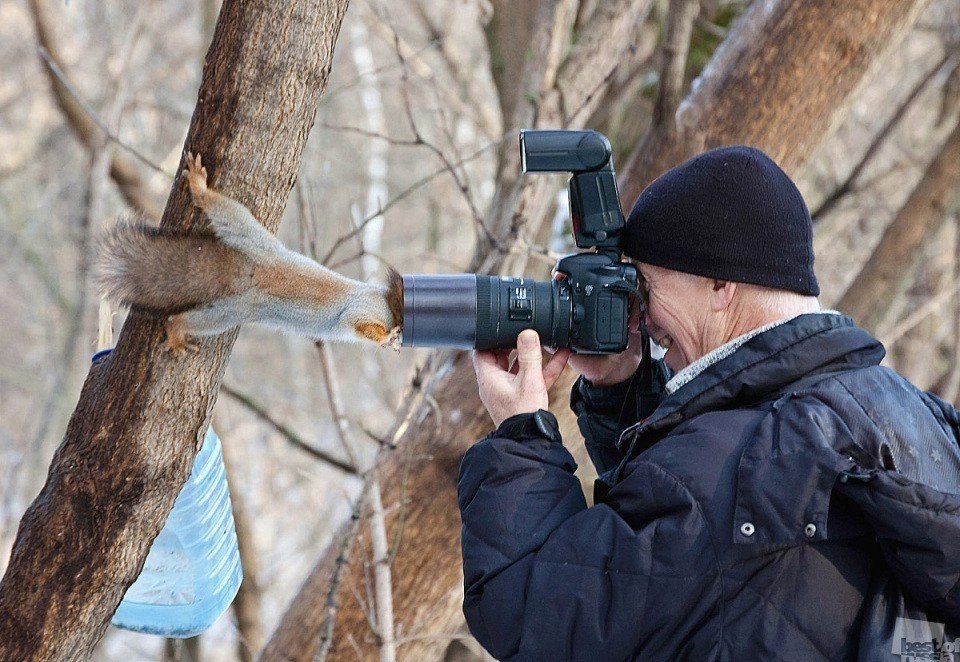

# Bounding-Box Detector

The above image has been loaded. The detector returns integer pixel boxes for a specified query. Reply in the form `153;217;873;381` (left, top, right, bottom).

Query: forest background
0;0;958;659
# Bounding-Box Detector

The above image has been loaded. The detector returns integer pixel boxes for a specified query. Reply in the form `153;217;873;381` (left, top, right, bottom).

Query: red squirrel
97;153;403;354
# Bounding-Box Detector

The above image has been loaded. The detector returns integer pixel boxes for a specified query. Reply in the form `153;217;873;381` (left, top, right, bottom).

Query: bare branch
880;280;960;347
368;479;396;662
28;0;166;219
619;0;932;205
837;117;960;330
812;53;952;221
319;121;420;146
219;384;358;475
320;134;510;266
219;427;264;662
652;0;700;127
315;341;360;468
37;48;168;178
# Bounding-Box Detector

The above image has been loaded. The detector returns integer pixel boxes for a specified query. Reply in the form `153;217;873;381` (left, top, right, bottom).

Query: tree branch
652;0;700;127
219;384;358;475
619;0;932;205
837;118;960;331
811;52;952;221
28;0;165;220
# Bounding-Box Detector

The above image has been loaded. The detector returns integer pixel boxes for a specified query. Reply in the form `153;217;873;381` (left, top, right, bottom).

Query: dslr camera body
401;129;638;354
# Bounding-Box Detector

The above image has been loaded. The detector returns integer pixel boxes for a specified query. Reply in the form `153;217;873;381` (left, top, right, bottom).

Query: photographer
461;146;960;659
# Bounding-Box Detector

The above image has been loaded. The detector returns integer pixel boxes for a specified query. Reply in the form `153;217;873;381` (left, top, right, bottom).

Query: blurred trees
0;0;957;659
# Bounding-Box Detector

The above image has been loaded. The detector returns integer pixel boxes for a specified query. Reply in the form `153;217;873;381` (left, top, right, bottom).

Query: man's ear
711;279;737;312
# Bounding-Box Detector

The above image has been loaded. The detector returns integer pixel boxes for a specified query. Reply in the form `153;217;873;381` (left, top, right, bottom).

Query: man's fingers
516;329;542;366
542;347;571;389
473;349;507;377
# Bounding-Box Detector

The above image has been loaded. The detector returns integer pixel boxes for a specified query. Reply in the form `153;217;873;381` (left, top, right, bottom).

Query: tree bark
0;0;350;658
836;118;960;331
619;0;931;206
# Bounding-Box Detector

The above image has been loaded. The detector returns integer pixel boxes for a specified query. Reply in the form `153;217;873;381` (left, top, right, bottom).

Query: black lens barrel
401;274;570;350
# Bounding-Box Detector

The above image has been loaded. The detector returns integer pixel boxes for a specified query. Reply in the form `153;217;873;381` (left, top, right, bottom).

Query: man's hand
566;295;646;387
472;329;571;427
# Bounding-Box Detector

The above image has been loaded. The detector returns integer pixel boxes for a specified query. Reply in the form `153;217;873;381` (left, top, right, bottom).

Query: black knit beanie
624;145;819;296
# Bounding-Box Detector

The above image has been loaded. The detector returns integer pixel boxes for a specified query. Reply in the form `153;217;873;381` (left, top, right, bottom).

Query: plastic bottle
111;425;243;637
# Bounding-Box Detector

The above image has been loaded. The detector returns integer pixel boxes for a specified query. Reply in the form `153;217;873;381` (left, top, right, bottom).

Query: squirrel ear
384;267;404;328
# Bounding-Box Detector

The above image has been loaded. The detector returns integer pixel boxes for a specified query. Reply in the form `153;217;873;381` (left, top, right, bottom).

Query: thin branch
219;384;358;475
314;341;360;467
368;480;396;662
219;425;264;662
318;121;420;146
879;279;960;347
364;3;499;138
322;38;442;105
652;0;700;127
392;32;495;247
942;214;960;405
316;479;375;660
325;245;394;272
320;134;511;265
37;47;169;178
811;53;951;221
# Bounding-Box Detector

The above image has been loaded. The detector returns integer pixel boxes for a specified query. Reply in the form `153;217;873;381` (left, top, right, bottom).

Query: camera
400;129;637;354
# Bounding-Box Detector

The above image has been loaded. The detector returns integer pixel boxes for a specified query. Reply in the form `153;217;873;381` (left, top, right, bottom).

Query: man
461;146;960;660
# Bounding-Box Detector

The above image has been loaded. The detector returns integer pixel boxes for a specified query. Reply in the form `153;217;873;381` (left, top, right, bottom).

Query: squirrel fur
97;153;403;354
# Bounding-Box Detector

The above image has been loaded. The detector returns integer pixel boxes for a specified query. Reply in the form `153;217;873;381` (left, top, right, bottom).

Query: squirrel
96;153;403;354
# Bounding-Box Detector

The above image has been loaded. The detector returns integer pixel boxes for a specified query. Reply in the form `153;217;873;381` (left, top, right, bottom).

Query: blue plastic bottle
111;426;243;637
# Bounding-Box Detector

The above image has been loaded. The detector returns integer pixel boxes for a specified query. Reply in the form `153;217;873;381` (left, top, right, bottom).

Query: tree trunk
619;0;931;206
836;118;960;331
0;0;350;658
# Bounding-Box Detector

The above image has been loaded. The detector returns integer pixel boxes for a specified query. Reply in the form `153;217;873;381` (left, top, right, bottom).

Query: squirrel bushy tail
96;221;255;314
96;153;403;353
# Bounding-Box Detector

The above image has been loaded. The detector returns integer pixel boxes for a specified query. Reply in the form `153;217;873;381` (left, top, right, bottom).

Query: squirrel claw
384;326;402;353
183;152;208;202
165;315;200;356
166;336;200;356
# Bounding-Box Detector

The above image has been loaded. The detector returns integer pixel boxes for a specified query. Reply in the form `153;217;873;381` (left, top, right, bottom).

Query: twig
314;341;360;467
319;121;420;146
326;248;393;272
219;422;264;662
37;47;169;177
364;3;498;138
321;38;442;105
652;0;700;127
368;479;396;662
694;15;727;38
811;53;951;221
880;280;960;347
320;134;510;265
392;33;495;247
942;213;960;405
296;177;320;261
317;478;375;659
219;384;358;475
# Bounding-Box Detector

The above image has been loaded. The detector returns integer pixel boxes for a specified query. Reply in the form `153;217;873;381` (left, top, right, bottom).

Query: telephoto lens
400;274;571;350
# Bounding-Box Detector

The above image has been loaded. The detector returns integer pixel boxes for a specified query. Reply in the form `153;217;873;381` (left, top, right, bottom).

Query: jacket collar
616;312;885;457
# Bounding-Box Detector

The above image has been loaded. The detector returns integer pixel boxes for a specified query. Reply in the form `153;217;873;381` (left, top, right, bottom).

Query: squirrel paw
165;315;200;356
354;321;401;352
183;152;209;203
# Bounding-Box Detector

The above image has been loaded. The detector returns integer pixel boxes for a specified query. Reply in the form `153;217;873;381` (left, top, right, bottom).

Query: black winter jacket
458;313;960;660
